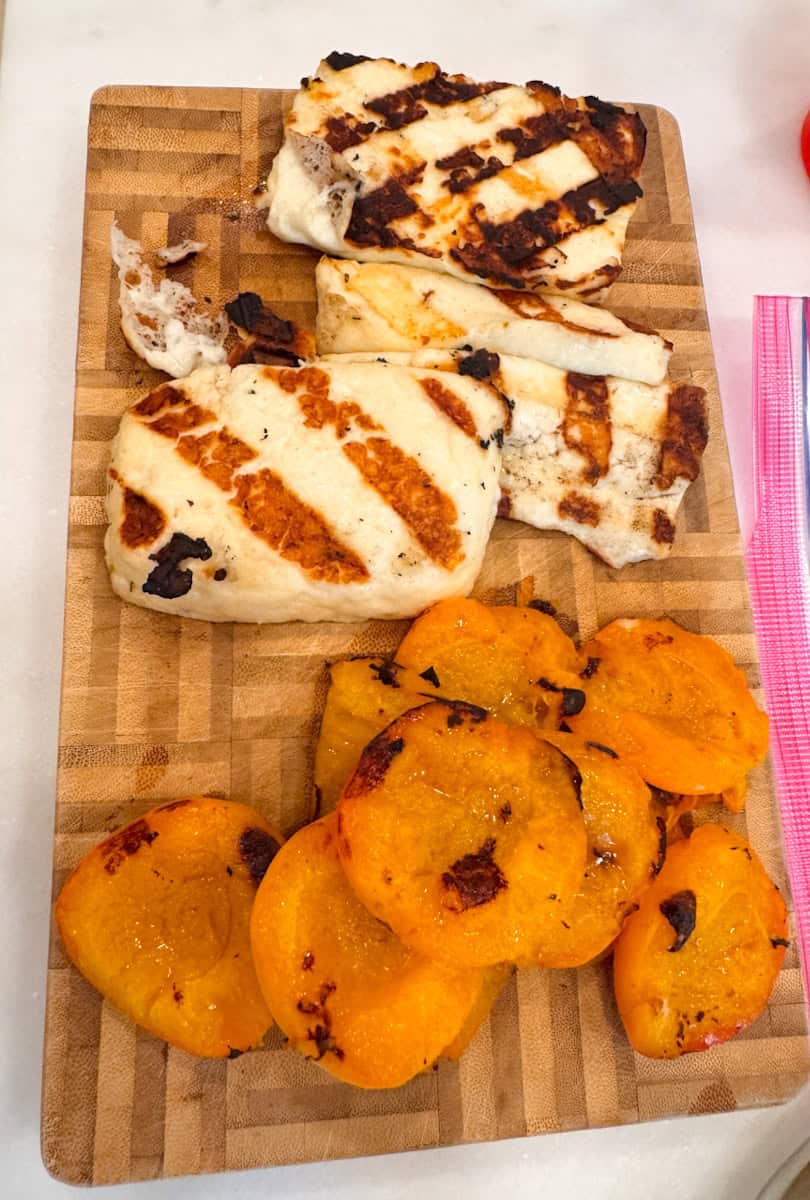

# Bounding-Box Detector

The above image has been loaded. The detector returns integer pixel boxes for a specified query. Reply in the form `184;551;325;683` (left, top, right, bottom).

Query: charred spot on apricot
537;677;586;717
654;816;667;876
344;732;406;798
302;951;315;971
499;802;512;823
771;937;789;950
442;837;507;911
369;658;402;688
580;657;600;679
587;741;618;759
419;665;441;688
156;799;191;813
238;826;281;886
528;598;557;616
553;747;583;810
102;819;159;875
660;889;697;952
142;532;212;600
227;1047;244;1059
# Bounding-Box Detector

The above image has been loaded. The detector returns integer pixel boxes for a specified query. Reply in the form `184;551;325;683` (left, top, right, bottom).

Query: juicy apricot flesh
568;618;769;794
535;733;663;967
56;797;282;1057
613;824;788;1058
396;597;586;728
249;815;489;1087
337;702;588;967
314;657;448;814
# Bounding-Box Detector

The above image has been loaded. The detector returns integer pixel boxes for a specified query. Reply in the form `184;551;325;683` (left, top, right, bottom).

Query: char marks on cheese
563;373;612;484
231;469;370;583
118;485;166;548
656;385;709;489
106;360;504;623
266;56;647;298
324;348;709;570
418;377;477;439
314;258;673;385
342;438;462;568
558;491;601;526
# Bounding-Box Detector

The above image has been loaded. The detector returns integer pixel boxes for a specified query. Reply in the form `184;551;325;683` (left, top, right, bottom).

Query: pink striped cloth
747;295;810;988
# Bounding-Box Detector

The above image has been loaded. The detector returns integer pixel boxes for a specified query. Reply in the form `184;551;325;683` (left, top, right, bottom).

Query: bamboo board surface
41;86;809;1185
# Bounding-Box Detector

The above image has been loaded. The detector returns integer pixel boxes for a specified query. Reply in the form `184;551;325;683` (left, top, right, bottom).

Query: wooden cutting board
41;87;809;1186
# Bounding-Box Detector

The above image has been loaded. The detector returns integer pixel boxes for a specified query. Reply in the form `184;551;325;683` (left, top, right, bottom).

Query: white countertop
2;1;810;1196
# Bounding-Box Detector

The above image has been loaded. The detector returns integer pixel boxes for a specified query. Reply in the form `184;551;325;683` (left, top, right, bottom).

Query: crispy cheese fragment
55;798;283;1057
337;702;587;967
249;816;488;1088
613;825;788;1058
567;619;769;794
535;733;663;967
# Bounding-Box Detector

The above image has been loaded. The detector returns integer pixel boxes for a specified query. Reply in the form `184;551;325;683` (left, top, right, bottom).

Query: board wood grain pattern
41;87;809;1185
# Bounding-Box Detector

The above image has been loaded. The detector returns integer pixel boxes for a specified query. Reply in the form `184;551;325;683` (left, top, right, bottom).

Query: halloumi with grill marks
105;360;505;623
315;257;671;385
263;53;646;299
326;348;708;569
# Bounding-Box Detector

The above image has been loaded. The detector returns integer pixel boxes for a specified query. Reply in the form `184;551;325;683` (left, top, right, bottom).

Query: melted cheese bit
110;222;228;378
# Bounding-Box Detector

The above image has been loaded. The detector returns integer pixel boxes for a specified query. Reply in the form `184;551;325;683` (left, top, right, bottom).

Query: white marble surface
2;1;810;1196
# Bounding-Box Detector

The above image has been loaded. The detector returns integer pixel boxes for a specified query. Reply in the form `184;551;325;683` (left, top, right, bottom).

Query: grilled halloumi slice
325;348;707;569
264;53;646;299
315;257;671;385
105;360;505;623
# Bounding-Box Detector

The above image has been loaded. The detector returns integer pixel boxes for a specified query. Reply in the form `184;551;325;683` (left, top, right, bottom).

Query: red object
802;110;810;179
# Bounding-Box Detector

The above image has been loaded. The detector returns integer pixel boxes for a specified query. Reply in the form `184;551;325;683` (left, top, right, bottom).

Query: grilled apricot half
613;824;788;1058
314;656;448;814
568;618;768;794
395;597;585;728
250;815;488;1088
337;701;587;967
56;797;282;1057
535;733;663;967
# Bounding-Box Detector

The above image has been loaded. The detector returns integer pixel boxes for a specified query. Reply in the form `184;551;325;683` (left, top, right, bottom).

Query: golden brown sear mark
133;384;188;418
102;819;159;876
231;468;370;584
497;289;619;339
269;364;381;436
343;437;463;569
656;385;708;490
135;385;217;439
653;509;676;545
563;372;612;484
558;491;601;526
119;486;167;549
418;377;477;439
176;428;258;491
